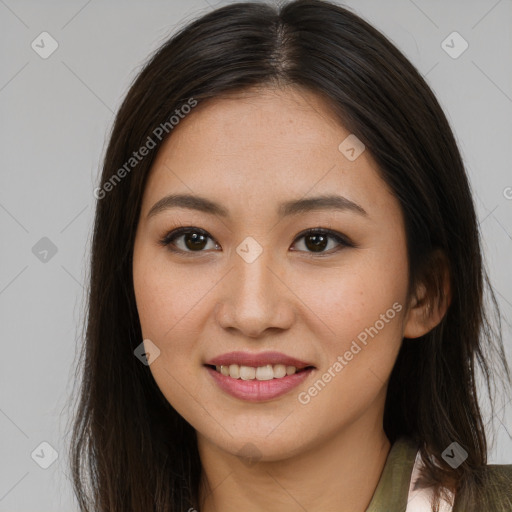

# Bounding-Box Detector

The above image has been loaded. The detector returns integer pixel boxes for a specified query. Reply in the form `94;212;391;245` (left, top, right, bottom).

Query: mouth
204;351;316;402
205;363;314;380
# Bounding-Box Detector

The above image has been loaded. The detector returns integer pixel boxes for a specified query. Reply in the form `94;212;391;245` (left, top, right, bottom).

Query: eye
159;227;219;254
159;227;354;256
291;228;353;254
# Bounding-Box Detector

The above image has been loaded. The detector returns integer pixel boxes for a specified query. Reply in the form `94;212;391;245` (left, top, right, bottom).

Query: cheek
133;248;210;341
132;248;216;396
132;255;207;423
291;245;408;414
293;275;406;428
294;257;407;349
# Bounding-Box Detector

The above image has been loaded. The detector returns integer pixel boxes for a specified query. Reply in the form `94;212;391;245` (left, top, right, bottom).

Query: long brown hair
68;1;511;510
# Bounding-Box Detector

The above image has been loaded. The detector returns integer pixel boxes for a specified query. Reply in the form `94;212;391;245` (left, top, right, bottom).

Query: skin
132;85;449;512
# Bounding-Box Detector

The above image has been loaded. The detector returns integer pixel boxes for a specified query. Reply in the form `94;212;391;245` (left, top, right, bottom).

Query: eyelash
158;226;355;256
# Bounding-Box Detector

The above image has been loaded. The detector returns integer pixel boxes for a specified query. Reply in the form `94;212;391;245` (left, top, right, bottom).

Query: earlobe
403;250;452;339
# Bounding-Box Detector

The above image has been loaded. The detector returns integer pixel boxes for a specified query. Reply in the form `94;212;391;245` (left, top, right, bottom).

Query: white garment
405;452;455;512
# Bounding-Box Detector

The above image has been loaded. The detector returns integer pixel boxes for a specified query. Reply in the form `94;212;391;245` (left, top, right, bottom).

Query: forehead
164;86;349;160
141;86;398;221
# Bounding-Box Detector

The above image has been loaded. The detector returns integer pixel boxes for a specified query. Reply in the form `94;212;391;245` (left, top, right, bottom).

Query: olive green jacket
365;437;512;511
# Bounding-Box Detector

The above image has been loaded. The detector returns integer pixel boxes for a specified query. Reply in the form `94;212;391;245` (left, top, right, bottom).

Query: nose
215;248;296;338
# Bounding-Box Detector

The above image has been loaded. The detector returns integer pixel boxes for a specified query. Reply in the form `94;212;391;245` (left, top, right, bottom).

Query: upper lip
205;351;314;369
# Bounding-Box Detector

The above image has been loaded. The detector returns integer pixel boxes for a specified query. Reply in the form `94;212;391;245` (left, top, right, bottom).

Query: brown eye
304;232;329;252
292;228;352;254
182;232;208;251
160;227;219;253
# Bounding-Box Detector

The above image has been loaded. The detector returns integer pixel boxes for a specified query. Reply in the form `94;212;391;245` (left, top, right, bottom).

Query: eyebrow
146;193;368;219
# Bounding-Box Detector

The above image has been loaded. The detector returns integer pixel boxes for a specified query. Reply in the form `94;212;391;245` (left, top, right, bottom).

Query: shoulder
407;448;512;512
454;464;512;511
479;463;512;493
486;462;512;477
481;463;512;495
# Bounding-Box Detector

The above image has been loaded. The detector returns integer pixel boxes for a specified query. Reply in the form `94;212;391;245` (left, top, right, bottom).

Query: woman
69;1;512;510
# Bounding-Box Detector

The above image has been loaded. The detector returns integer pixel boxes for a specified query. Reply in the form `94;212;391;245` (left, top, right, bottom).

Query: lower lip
205;366;314;402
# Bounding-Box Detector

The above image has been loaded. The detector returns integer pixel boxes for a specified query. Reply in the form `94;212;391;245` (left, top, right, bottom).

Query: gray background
1;0;511;510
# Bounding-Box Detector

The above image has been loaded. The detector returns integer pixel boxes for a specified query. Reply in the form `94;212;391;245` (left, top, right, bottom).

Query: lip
206;366;315;402
205;351;313;370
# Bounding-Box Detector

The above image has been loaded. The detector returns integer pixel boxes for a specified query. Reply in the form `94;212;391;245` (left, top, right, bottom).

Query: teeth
255;365;273;381
229;364;240;379
240;366;256;380
273;364;287;378
214;363;302;380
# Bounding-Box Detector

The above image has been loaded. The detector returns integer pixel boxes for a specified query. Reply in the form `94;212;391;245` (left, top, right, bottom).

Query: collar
365;437;419;512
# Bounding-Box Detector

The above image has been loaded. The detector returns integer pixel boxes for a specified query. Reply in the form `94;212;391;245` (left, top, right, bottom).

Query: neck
197;421;391;512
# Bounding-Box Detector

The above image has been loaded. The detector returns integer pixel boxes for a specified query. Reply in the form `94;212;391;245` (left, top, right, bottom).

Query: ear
403;249;452;339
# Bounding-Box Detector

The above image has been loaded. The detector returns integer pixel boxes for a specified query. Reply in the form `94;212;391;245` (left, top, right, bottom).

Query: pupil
185;232;207;250
306;234;327;252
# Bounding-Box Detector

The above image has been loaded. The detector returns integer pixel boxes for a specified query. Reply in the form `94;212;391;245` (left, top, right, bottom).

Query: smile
205;364;315;402
210;363;309;380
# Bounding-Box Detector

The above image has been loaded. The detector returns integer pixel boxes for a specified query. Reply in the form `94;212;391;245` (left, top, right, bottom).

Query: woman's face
132;86;416;461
